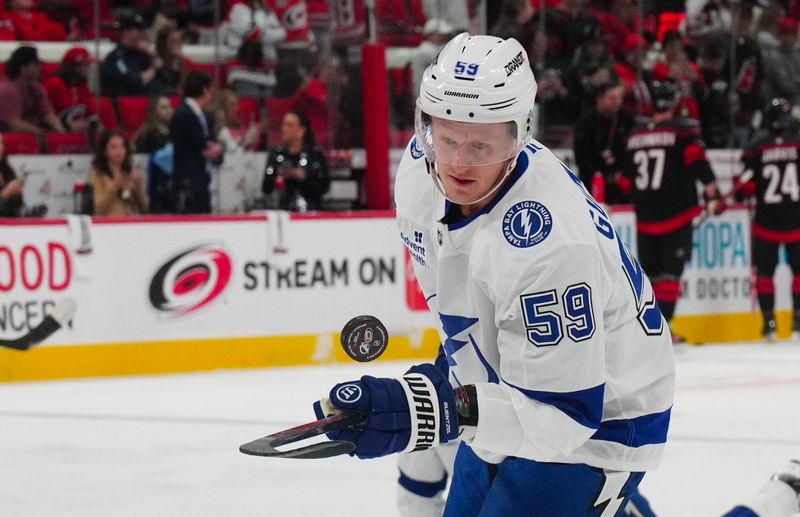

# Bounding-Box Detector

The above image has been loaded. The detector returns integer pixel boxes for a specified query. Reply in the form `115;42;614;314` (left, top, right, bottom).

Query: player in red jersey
739;98;800;341
622;79;722;340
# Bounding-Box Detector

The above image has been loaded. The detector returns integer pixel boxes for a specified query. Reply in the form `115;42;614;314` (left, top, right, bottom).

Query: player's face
431;118;517;207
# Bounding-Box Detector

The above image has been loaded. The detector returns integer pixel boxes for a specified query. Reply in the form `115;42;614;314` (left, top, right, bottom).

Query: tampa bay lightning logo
410;137;424;160
335;384;362;404
502;201;553;248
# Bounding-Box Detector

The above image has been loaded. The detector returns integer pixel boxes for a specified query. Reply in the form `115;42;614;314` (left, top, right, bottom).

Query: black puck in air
340;315;389;362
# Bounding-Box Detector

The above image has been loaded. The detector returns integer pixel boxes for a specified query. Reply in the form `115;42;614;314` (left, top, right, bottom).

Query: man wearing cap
45;47;95;132
100;13;162;96
0;45;65;134
763;17;800;106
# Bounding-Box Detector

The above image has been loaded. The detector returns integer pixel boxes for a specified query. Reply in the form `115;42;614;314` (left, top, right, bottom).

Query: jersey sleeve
466;240;609;461
680;122;716;185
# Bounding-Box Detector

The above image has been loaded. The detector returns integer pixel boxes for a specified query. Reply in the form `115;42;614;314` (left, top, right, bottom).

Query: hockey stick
694;169;755;229
0;298;77;351
239;412;367;459
239;315;388;459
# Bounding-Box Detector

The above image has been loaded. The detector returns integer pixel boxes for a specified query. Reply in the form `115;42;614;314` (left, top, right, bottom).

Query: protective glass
414;108;524;168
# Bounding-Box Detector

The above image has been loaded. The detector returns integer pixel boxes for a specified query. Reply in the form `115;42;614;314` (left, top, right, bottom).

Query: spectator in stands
615;33;653;116
528;28;575;127
44;47;94;133
755;1;787;53
223;0;286;64
170;70;223;214
687;0;732;50
763;17;800;106
652;30;703;120
89;129;148;217
214;89;263;153
291;53;349;148
100;13;163;96
228;37;277;100
40;0;88;40
729;2;766;146
573;80;634;205
133;95;174;153
698;34;735;148
411;19;454;98
5;0;68;41
533;0;602;68
153;24;188;96
269;0;316;74
0;45;65;134
489;0;535;44
565;24;617;118
262;110;330;211
0;133;25;217
133;96;176;214
598;0;643;59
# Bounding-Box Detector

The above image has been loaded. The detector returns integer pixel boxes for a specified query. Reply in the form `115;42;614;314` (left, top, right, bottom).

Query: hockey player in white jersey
314;33;675;515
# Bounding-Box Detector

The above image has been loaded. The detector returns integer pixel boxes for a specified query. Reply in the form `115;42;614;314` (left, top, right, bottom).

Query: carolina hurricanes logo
149;244;232;316
283;4;308;29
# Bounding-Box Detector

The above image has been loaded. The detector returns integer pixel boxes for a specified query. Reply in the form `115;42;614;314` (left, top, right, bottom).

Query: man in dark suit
169;70;223;213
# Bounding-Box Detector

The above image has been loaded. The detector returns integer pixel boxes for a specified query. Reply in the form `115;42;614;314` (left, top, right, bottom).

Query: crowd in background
1;0;800;215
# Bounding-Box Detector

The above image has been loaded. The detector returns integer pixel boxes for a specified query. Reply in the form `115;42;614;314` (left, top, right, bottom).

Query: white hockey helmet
415;32;537;169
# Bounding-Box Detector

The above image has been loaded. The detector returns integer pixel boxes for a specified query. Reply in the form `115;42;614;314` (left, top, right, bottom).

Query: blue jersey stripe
504;380;605;430
398;470;447;498
469;334;499;384
590;407;672;447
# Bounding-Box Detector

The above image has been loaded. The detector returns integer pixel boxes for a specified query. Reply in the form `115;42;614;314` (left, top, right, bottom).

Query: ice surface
1;342;798;516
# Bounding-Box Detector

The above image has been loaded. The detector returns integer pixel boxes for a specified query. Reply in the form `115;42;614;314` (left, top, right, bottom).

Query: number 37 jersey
395;138;675;472
623;117;715;233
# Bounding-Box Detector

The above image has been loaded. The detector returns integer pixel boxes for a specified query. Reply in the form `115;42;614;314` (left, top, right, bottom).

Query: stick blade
239;439;355;459
238;412;364;460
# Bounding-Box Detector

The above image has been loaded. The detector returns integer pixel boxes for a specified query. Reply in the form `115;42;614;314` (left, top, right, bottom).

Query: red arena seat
40;61;60;81
117;96;151;131
45;132;90;154
237;96;261;125
3;132;41;154
89;97;119;129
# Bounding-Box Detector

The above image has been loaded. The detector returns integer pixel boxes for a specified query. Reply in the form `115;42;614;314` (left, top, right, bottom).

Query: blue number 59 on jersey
520;283;596;347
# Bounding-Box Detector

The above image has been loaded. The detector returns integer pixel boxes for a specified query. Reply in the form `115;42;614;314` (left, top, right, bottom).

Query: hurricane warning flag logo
502;200;553;249
149;244;232;316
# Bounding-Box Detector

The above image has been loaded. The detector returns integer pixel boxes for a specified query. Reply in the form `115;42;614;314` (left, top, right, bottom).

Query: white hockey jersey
395;138;675;472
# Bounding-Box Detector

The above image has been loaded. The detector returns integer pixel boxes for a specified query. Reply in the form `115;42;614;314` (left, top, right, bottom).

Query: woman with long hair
214;89;263;152
154;24;188;95
262;110;329;211
0;133;25;217
89;130;148;216
133;95;174;153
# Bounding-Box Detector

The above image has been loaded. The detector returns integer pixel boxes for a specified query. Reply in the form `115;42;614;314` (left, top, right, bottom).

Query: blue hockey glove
313;363;458;459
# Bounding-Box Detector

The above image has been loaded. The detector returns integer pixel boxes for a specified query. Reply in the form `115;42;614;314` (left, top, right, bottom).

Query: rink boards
0;209;795;381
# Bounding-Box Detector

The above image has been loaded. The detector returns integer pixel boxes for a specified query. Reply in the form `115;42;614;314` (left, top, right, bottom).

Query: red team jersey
267;0;313;49
741;131;800;242
43;75;92;130
623;117;715;234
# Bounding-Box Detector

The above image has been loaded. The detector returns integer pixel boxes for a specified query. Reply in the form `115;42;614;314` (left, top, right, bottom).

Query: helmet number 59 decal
454;61;479;76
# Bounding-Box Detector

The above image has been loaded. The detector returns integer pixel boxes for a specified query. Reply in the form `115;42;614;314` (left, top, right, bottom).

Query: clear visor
414;108;524;168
